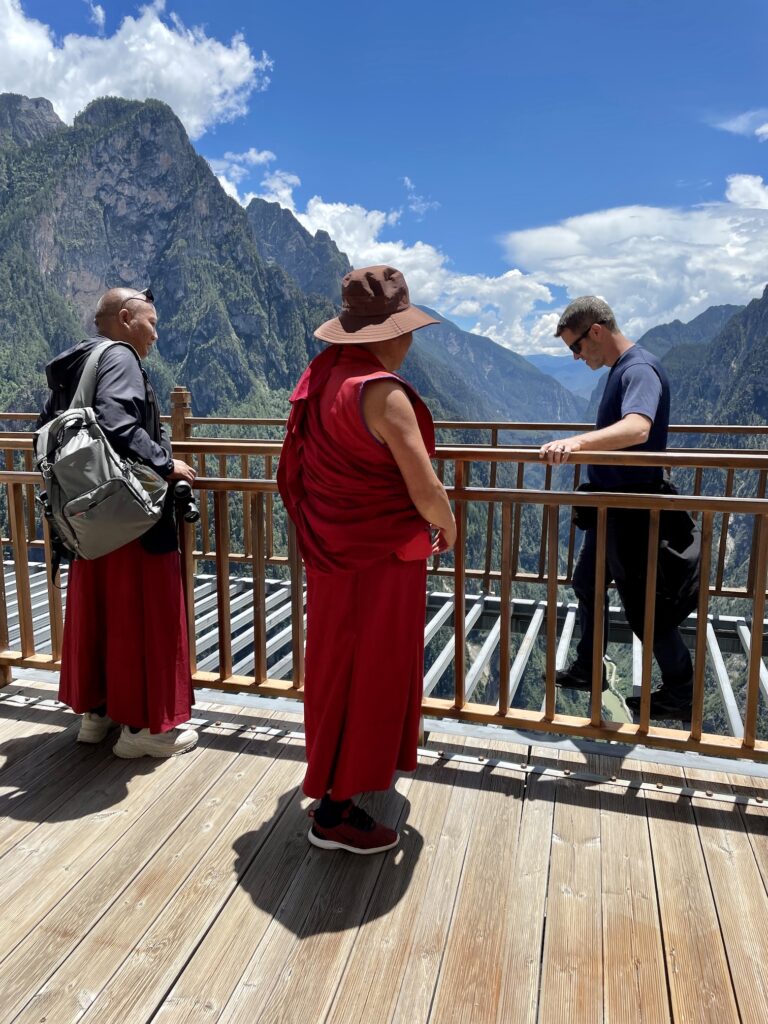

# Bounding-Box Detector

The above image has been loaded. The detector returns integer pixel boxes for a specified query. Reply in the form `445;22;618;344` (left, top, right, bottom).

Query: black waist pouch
572;482;598;531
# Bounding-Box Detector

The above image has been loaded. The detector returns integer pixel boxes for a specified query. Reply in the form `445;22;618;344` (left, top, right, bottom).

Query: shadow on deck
1;678;768;1024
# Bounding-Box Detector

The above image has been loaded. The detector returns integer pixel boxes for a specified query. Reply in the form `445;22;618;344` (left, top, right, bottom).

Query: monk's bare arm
361;380;457;549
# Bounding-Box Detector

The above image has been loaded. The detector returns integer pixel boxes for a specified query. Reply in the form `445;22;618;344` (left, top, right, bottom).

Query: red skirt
302;555;426;800
59;540;193;733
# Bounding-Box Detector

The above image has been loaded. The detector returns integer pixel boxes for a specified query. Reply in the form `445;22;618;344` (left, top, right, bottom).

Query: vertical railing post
744;513;768;748
9;482;34;660
213;490;232;681
482;428;498;594
691;511;713;742
0;501;11;685
42;518;64;663
288;520;305;689
638;509;661;734
453;460;467;709
170;386;193;444
179;512;197;677
591;506;608;728
544;504;559;721
251;491;267;684
498;501;512;716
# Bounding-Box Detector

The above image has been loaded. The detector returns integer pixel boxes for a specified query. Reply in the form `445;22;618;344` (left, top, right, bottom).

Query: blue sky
3;0;768;352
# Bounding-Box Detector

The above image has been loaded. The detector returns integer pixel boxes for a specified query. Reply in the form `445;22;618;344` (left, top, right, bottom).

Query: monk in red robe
278;265;456;854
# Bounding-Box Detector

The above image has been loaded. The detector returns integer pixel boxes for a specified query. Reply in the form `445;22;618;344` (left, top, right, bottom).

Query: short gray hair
555;296;617;337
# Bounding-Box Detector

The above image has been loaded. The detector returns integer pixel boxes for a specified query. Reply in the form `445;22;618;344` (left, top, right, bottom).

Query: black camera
173;481;200;523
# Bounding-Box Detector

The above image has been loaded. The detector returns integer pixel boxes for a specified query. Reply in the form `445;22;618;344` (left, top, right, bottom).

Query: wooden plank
387;742;483;1024
325;742;475;1024
0;727;116;856
493;752;557;1024
683;765;768;1024
72;725;307;1024
427;745;526;1023
150;757;314;1021
596;753;670;1024
211;782;415;1024
4;716;256;1023
538;749;603;1024
642;760;740;1024
0;729;209;956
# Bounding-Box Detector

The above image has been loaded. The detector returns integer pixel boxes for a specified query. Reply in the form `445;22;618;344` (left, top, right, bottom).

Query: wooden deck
2;680;768;1023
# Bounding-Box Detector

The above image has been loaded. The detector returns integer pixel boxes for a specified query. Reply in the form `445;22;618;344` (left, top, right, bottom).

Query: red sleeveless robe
278;346;434;799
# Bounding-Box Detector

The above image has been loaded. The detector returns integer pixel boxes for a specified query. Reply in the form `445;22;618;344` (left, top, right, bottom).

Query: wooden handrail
3;415;768;764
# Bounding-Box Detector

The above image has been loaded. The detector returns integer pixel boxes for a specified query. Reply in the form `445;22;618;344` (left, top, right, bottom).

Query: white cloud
208;147;276;197
293;193;551;348
714;108;768;141
403;176;439;219
503;174;768;344
254;169;303;210
0;0;271;139
84;1;105;31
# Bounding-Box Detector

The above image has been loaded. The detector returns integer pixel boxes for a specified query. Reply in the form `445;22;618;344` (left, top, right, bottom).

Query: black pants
571;523;692;692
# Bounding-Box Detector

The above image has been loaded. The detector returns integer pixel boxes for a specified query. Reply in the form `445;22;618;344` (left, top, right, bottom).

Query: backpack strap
70;340;142;409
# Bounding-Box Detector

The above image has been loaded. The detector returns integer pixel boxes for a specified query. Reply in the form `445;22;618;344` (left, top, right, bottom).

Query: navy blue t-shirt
587;345;670;490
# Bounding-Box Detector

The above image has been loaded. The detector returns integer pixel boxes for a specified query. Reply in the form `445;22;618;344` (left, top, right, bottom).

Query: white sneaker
113;725;198;759
77;711;114;743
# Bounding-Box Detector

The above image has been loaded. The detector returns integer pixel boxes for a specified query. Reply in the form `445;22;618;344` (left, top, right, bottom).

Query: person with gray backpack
36;287;198;758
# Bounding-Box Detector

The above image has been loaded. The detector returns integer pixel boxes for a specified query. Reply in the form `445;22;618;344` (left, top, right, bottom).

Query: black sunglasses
120;287;154;310
567;319;606;356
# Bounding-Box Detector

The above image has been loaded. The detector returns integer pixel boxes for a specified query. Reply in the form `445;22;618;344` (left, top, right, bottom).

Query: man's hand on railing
539;437;584;465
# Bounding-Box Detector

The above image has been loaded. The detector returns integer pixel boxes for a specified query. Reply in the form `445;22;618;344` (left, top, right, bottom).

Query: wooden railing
2;388;768;763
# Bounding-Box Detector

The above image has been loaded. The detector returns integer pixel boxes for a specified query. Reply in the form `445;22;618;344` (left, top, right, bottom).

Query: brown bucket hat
314;265;440;344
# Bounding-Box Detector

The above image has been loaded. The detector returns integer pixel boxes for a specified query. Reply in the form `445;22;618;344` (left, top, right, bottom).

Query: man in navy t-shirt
539;295;694;718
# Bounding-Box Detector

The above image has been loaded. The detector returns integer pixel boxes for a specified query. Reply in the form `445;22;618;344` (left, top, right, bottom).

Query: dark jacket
37;337;178;554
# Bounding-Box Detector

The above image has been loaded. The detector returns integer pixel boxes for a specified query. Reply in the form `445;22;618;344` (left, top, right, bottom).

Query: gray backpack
34;340;168;560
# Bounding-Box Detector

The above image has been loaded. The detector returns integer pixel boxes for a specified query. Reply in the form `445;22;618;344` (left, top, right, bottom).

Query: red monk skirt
59;539;193;733
303;556;426;800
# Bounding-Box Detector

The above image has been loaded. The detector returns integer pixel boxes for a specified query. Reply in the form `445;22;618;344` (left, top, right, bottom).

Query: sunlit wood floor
1;678;768;1024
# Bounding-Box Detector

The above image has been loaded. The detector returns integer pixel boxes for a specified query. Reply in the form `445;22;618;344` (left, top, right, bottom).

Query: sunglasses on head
567;319;606;356
120;287;154;310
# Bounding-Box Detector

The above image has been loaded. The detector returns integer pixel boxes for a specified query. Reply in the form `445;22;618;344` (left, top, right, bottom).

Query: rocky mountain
413;311;585;423
0;92;604;428
0;94;340;415
670;286;768;426
246;198;351;302
0;94;64;150
634;304;743;359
